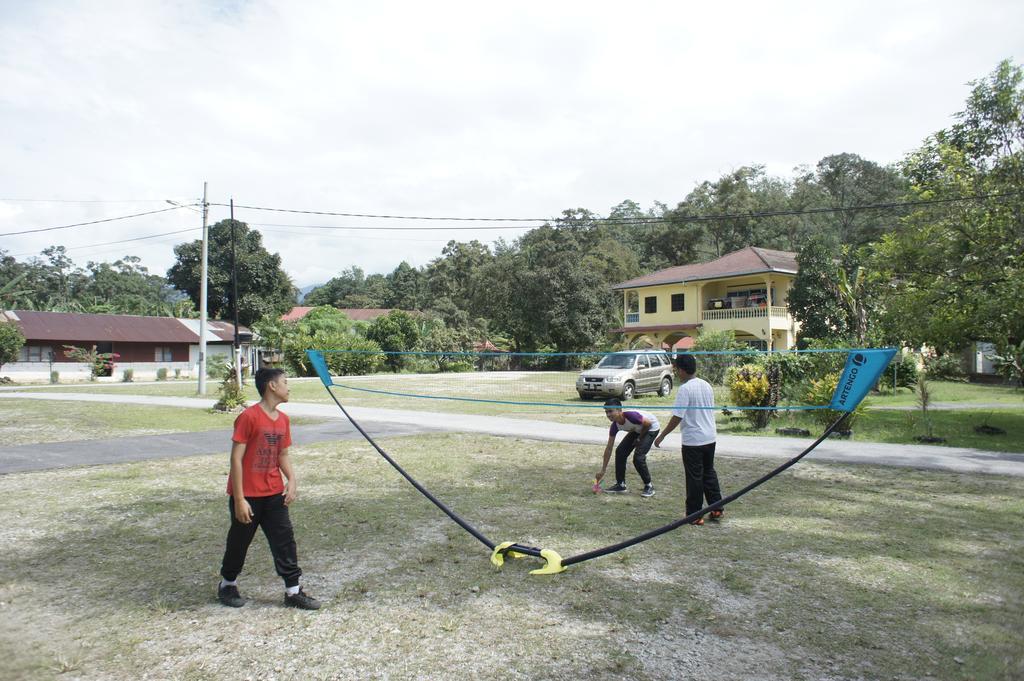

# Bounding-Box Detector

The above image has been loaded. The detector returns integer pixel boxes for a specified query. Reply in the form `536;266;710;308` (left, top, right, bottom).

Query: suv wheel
658;376;672;397
621;381;635;400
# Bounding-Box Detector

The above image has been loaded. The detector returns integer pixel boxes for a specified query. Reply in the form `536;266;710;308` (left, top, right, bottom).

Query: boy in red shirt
217;368;320;610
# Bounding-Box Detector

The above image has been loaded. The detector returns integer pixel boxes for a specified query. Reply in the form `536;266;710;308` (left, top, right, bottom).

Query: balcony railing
702;306;789;321
625;313;640;324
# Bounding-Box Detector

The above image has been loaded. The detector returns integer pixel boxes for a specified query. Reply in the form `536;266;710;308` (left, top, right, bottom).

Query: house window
18;345;52;362
671;293;685;312
644;296;657;313
155;346;173;362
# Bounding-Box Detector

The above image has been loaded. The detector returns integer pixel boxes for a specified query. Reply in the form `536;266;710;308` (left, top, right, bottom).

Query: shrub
876;352;919;392
156;367;168;381
283;332;385;377
174;368;182;379
49;371;59;385
122;369;134;383
726;363;779;429
63;345;119;380
213;364;246;411
805;371;867;432
923;352;966;381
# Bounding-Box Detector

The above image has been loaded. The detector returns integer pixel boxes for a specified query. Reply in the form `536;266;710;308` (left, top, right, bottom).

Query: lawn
0;433;1020;680
0;399;324;446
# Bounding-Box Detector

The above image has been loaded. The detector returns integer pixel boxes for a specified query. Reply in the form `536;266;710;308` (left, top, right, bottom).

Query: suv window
597;354;636;369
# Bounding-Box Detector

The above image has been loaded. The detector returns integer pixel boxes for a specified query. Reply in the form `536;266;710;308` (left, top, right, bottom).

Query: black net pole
324;385;497;551
562;416;845;567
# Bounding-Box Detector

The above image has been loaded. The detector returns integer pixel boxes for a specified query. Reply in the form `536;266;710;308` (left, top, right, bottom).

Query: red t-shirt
226;403;292;497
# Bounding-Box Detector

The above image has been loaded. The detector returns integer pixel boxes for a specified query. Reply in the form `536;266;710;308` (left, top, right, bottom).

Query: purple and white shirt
609;411;660;437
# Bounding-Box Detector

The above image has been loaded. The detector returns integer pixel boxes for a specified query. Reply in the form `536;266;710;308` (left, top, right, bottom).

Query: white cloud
1;0;1021;286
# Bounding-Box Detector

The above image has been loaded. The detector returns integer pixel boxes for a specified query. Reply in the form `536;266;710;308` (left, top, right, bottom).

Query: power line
6;227;200;258
0;198;169;204
212;191;1021;227
0;205;193;237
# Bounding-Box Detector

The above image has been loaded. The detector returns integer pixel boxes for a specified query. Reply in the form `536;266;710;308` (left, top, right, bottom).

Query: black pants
221;494;302;587
616;430;658;485
682;442;723;516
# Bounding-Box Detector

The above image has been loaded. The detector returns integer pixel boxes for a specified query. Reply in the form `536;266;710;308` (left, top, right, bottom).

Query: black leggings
221;494;302;587
615;430;658;485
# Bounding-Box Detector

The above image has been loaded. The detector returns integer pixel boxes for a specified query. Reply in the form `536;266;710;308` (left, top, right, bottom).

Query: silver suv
576;351;674;400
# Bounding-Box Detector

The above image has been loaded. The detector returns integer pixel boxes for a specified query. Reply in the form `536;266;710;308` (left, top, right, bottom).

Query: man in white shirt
654;354;724;525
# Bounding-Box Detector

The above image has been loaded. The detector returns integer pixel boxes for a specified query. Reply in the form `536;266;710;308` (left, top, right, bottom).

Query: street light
167;183;209;395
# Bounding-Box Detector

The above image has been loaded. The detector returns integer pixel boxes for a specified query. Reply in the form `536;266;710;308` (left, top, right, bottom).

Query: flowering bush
63;345;119;380
726;363;779;429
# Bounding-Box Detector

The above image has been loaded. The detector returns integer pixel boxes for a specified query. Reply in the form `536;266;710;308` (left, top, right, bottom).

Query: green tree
167;219;296;327
385;261;425;310
788;236;848;343
872;59;1024;352
0;321;25;370
366;309;421;370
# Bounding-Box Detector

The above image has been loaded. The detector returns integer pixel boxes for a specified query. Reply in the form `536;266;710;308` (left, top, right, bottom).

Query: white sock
286;585;300;596
220;579;238;588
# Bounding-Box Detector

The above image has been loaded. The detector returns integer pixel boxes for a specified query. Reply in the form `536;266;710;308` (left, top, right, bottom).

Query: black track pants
615;430;658;485
221;494;302;587
682;442;723;516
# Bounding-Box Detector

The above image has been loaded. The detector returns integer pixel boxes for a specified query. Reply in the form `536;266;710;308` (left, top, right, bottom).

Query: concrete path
2;391;1023;477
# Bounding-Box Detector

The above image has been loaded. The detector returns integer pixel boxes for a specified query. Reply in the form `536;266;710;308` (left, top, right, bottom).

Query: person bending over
597;398;660;498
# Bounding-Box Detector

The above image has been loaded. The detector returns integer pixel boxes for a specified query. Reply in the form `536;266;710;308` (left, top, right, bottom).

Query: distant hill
297;284;319;303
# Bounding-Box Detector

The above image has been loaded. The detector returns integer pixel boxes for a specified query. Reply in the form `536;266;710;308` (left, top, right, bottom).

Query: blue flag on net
829;349;898;412
306;349;334;389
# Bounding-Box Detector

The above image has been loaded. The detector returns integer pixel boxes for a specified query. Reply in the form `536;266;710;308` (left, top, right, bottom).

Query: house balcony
702;306;790;322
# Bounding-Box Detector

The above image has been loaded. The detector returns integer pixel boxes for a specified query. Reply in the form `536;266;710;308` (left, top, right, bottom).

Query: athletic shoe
217;584;246;608
604;482;628;494
690;517;705;526
641;484;655;498
284;588;321;610
709;509;724;520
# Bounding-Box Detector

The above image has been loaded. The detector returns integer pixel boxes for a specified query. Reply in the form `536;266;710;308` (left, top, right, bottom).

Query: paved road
2;391;1023;477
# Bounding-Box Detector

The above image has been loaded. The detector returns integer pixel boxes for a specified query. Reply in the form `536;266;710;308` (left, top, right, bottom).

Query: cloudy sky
1;0;1021;288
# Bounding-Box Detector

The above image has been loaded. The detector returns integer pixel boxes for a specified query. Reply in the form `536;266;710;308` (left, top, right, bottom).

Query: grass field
0;399;324;447
0;433;1020;680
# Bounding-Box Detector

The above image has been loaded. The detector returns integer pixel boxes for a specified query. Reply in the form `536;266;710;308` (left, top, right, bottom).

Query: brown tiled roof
612;246;798;290
281;307;394;323
281;306;314;322
2;310;249;343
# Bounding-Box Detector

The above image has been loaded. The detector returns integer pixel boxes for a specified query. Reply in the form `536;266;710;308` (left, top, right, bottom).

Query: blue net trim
330;381;831;411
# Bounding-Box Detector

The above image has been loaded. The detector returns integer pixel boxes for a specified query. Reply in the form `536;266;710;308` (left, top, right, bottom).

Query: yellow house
611;246;801;350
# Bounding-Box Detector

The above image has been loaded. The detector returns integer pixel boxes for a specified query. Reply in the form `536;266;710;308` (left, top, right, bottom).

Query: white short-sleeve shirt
671;376;717;446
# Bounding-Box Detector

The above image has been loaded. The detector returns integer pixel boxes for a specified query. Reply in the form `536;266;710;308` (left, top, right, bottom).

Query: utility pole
230;198;242;391
198;182;209;395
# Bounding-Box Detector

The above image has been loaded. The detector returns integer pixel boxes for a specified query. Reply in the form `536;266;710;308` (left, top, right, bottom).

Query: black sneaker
641;484;655;498
284;588;321;610
604;482;628;494
218;584;246;608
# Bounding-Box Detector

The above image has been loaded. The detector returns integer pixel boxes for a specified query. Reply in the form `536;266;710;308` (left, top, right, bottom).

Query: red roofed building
1;310;253;381
611;246;801;351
